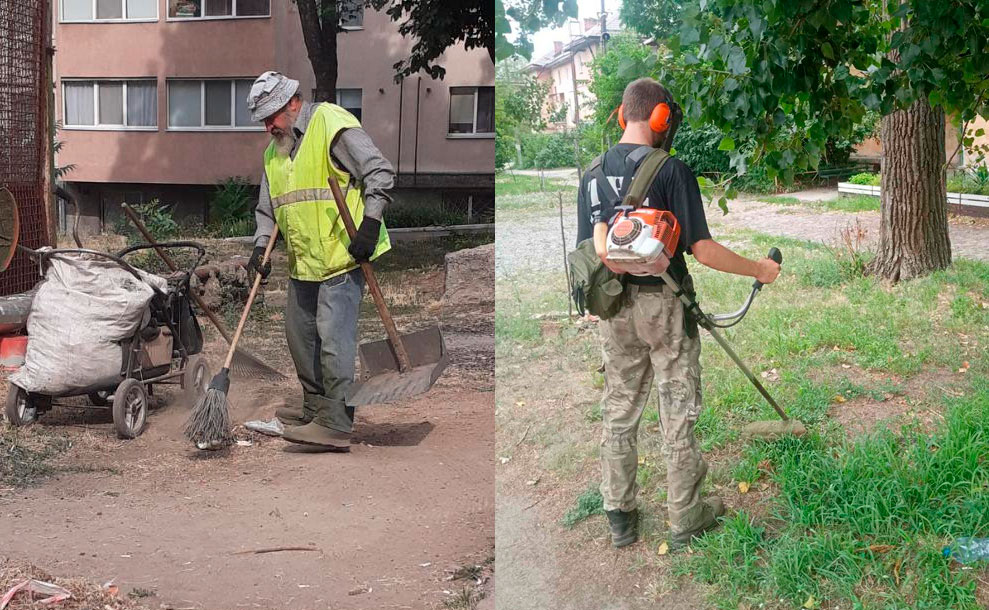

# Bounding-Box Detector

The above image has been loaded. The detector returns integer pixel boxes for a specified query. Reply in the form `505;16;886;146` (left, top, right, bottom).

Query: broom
185;226;279;450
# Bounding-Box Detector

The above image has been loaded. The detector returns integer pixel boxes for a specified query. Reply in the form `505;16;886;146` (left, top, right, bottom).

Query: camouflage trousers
598;282;706;535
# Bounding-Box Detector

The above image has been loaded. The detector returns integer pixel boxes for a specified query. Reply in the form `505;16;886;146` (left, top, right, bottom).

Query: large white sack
10;252;167;395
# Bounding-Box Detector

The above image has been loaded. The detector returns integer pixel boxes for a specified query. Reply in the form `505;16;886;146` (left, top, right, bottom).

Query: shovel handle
327;179;412;373
122;203;235;346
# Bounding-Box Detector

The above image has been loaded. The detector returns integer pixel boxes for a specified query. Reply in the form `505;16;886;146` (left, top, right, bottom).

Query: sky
531;0;625;58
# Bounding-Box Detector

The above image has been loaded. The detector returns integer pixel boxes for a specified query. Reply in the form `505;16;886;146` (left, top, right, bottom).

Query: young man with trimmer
576;78;781;548
245;71;394;451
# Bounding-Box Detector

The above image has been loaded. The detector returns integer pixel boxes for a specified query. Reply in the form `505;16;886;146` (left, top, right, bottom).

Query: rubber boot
281;421;351;452
670;496;725;549
275;405;311;427
605;508;638;548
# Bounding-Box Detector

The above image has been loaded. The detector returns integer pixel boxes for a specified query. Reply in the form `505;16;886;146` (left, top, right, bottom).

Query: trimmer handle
753;247;783;291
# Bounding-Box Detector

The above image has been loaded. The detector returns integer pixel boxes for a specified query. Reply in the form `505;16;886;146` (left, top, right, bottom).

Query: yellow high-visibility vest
264;103;390;281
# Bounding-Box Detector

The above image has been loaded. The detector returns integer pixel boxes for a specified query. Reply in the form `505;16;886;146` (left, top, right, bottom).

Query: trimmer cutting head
741;419;807;441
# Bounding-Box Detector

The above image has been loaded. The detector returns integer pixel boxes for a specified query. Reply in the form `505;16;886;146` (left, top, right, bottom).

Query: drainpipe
414;76;421;188
397;77;404;181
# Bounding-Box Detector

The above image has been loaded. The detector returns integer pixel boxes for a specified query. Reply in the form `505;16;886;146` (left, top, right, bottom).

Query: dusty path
496;191;989;278
1;260;494;609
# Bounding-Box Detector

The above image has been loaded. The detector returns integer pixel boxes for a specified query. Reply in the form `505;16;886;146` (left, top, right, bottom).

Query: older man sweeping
245;71;394;451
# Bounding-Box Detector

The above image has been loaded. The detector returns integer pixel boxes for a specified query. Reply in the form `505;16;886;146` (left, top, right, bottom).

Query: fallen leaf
525;478;540;486
962;361;970;369
867;544;895;554
958;368;967;374
499;456;511;464
638;456;646;465
516;401;526;407
760;482;770;491
841;363;852;369
803;594;817;609
834;395;847;403
738;481;750;494
893;558;902;586
657;541;669;555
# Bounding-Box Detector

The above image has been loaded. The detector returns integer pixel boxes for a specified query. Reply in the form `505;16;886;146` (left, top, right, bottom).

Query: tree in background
627;0;989;282
370;0;493;79
496;57;550;169
300;0;492;100
295;0;363;101
495;0;577;61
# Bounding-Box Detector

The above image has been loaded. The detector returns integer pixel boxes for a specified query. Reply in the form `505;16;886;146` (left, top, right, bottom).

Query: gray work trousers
285;268;364;433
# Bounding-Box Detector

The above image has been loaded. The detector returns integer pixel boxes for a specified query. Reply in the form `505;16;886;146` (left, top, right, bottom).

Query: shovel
327;179;448;405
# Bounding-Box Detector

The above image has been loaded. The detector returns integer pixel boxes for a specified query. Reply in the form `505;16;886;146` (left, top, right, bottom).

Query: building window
168;0;269;19
167;79;261;129
62;0;157;21
448;86;494;136
63;80;157;129
336;89;362;121
339;0;363;28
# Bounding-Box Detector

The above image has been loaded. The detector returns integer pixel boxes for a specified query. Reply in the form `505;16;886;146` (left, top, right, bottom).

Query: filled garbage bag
9;251;167;395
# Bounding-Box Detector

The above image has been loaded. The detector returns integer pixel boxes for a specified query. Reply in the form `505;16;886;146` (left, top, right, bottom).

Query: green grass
761;193;880;213
680;381;989;609
561;486;605;528
495;172;577;214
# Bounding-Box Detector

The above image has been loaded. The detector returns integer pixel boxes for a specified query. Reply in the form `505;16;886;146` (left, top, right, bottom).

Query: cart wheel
4;384;37;426
182;354;210;404
88;390;112;406
112;378;148;439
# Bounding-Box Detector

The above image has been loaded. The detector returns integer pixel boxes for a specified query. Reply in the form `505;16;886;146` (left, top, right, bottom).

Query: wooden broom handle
223;225;279;370
328;179;412;372
121;203;235;346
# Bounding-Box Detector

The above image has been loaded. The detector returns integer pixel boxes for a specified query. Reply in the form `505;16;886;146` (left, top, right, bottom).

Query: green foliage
560;486;604;528
368;0;492;80
386;200;466;227
648;1;989;188
496;57;552;169
519;130;576;169
849;172;881;186
114;199;178;245
496;0;576;61
208;177;254;227
52;121;76;180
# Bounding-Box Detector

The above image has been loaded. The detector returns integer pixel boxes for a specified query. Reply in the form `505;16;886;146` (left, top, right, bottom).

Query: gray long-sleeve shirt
253;101;395;247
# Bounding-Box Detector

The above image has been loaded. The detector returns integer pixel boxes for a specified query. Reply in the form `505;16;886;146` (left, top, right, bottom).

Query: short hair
621;78;673;123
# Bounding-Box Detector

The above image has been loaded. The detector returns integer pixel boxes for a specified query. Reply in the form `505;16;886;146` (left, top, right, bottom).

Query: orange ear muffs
617;102;672;133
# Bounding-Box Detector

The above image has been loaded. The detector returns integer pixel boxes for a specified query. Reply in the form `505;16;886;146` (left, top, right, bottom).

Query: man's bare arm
691;238;780;284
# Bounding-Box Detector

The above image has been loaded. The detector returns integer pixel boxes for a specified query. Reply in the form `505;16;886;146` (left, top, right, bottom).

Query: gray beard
273;132;295;157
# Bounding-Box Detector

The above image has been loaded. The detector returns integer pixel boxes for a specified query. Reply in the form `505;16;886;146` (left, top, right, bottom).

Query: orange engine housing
605;209;681;276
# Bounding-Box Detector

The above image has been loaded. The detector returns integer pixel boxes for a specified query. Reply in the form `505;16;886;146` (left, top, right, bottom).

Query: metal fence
0;0;50;296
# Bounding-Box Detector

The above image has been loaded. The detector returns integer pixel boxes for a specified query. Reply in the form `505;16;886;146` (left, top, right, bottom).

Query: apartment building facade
526;16;621;131
54;0;494;234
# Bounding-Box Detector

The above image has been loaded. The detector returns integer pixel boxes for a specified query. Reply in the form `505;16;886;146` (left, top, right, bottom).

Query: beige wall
55;0;493;186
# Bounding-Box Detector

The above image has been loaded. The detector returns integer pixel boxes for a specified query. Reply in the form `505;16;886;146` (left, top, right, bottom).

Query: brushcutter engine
605;207;681;276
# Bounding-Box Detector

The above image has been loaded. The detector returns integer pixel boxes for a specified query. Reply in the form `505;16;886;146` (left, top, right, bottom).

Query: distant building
526;16;622;131
53;0;494;234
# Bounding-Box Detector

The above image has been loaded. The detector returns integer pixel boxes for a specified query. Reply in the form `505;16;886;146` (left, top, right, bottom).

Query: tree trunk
866;99;951;282
297;0;338;103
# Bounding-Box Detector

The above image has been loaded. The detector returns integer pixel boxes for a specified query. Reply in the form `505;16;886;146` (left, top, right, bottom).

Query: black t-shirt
576;144;711;284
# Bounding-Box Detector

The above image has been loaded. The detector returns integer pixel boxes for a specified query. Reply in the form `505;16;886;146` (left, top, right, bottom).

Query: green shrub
114;199;178;244
848;172;880;186
520;131;577;169
209;177;255;226
673;121;733;175
386;200;465;228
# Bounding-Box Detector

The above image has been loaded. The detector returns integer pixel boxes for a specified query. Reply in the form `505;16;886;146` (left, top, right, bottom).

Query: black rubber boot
670;497;725;549
605;508;638;548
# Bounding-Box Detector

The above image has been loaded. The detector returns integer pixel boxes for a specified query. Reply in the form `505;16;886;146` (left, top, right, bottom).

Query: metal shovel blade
349;326;448;406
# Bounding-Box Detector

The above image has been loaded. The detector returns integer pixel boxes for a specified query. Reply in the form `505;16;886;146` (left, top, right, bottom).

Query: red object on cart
0;334;27;371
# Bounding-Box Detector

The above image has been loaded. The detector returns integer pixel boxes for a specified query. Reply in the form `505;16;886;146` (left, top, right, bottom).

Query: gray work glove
248;246;271;281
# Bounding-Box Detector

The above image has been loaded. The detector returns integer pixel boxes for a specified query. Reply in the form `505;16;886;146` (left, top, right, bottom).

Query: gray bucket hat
246;71;300;122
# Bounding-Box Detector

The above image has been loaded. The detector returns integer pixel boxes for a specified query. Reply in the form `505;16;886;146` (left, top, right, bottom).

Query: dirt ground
1;238;494;610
